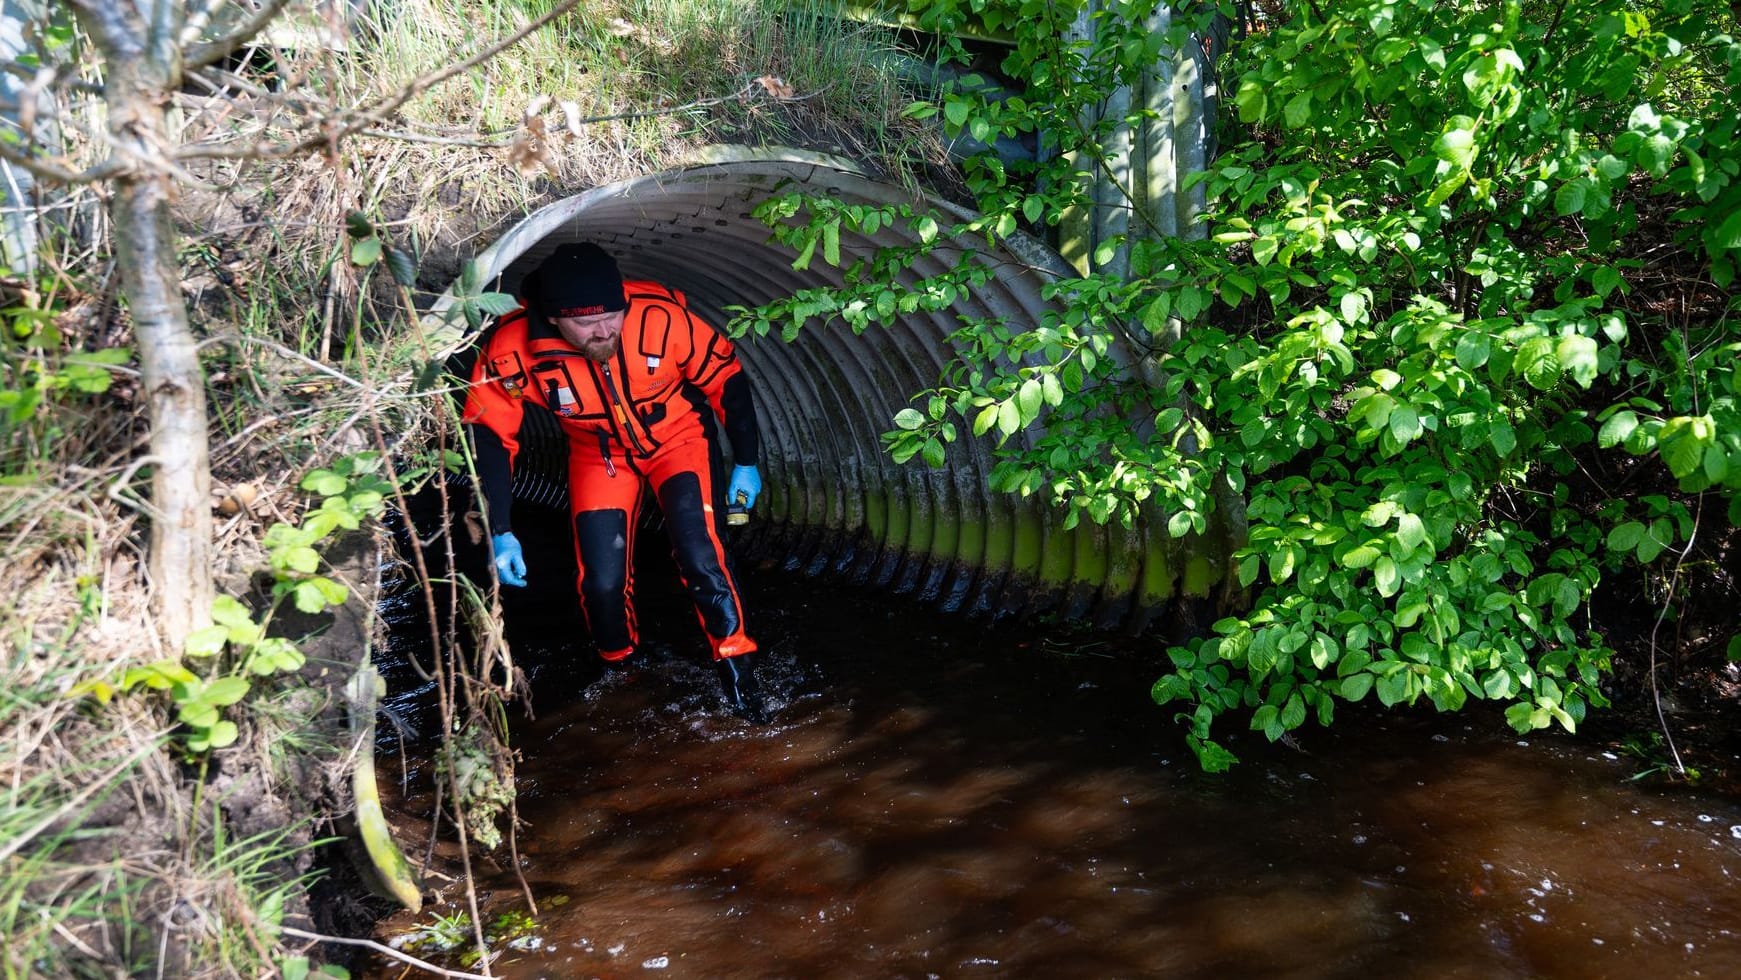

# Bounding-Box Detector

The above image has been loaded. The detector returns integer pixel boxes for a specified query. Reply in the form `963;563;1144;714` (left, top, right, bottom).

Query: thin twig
175;0;584;164
279;926;492;980
107;455;168;523
183;0;297;70
1646;493;1701;777
199;334;368;389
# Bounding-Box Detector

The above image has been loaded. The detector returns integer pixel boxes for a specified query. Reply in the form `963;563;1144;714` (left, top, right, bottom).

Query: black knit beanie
535;242;626;317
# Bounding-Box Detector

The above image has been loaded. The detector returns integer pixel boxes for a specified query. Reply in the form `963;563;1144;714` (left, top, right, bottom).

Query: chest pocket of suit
489;351;528;396
636;305;673;374
530;360;583;418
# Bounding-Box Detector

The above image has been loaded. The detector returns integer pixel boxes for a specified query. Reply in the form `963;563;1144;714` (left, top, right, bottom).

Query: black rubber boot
714;652;769;724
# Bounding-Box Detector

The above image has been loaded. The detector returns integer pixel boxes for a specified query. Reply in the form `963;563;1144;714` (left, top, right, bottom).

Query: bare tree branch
184;0;297;71
0;61;102;97
279;926;492;980
62;0;143;54
177;0;239;52
176;0;584;162
0;139;131;184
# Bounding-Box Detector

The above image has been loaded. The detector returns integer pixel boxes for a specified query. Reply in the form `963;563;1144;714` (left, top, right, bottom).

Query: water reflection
369;567;1741;979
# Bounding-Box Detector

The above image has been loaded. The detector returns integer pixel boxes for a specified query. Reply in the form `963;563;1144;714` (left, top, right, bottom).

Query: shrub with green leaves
743;0;1740;769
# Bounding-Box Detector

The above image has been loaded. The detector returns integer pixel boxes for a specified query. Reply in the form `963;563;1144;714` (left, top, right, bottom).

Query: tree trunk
105;35;213;650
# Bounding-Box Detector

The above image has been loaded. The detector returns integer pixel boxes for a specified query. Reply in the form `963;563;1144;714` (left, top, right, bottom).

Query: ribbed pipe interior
429;149;1234;631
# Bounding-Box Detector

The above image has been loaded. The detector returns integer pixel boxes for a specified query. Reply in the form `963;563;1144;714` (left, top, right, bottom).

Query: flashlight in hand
726;464;760;526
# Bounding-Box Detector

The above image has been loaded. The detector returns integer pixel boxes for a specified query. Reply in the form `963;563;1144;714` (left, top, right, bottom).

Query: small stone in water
643;955;670;969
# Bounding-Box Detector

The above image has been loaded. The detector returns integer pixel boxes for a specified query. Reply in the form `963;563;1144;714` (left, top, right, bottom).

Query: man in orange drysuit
461;242;768;722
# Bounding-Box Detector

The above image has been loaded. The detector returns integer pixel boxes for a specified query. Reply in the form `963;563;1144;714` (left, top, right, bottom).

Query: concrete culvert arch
427;148;1239;632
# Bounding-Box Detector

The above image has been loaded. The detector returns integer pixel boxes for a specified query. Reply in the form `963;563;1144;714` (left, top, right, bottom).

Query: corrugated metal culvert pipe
427;148;1241;632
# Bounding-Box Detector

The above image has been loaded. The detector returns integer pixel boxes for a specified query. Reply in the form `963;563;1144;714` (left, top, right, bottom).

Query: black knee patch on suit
656;472;740;638
574;509;632;650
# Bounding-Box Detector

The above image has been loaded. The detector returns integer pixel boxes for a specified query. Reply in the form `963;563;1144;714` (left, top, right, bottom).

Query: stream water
364;519;1741;979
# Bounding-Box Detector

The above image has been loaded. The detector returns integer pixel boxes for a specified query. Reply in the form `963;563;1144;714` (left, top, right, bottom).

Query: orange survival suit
461;280;760;664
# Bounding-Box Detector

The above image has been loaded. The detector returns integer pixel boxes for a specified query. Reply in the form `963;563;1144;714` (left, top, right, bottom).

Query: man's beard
579;335;620;362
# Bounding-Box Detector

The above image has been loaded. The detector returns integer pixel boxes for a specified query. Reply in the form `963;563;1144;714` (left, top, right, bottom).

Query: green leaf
1704;445;1730;484
1395;513;1428;553
291;581;327;614
475;292;522;316
1592;265;1623;297
1490;421;1517;455
184;625;230;658
1373;556;1401;596
282;546;320;574
1517;337;1560;390
203;676;251;706
1455;332;1491;369
1340;673;1374;700
301;470;347;496
1389;405;1422;443
1362;501;1397;527
1658;416;1711;478
1176;286;1208;321
385;246;418;287
1280;693;1307;730
1713;209;1741;251
920;438;947;469
1250;704;1279;733
1268;547;1296;584
972;404;998;437
1016;378;1043;424
1636;519;1672;563
178;700;219;729
1342;544;1382;569
1433;118;1478;169
1554;180;1588;216
1606;521;1645;552
1375;671;1409;706
1555;335;1599;387
350;237;382;267
1597;411;1639;448
822;220;841;267
893;408;925;431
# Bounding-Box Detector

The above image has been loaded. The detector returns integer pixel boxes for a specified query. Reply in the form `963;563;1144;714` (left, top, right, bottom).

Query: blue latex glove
727;464;762;511
491;531;527;587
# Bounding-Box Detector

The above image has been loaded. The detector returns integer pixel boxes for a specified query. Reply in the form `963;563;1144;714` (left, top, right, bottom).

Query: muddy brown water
365;539;1741;979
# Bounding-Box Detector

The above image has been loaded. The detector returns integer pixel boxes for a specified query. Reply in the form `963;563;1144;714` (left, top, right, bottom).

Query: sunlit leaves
738;0;1740;774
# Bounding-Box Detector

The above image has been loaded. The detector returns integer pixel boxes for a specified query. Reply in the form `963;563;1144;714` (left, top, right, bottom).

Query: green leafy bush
745;0;1740;768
